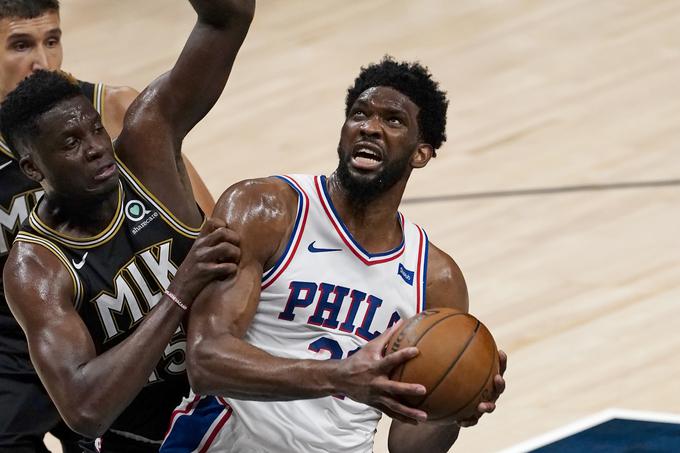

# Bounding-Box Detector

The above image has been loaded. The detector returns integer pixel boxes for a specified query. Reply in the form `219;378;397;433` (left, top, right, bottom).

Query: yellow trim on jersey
115;156;202;239
94;82;105;118
14;231;84;309
27;181;125;249
0;136;15;158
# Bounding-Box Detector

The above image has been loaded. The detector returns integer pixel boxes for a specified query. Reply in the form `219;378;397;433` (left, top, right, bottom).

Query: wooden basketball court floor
44;1;680;451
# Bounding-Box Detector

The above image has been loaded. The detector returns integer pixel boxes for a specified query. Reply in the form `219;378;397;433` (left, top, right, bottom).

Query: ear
19;154;44;183
410;143;434;169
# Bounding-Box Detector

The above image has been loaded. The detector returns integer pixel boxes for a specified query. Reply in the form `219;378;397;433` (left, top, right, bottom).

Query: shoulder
215;177;300;264
102;85;139;138
104;85;139;111
3;240;75;321
425;241;469;313
216;176;298;221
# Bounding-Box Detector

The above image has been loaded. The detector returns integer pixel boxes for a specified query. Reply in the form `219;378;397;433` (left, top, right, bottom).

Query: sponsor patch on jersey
398;263;414;286
126;199;158;235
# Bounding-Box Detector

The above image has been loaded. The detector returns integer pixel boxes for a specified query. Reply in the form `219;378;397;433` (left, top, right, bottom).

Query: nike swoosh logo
0;160;12;171
307;241;342;253
72;252;89;270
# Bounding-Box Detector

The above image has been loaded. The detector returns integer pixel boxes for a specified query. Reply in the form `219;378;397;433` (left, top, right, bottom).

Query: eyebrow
7;28;61;40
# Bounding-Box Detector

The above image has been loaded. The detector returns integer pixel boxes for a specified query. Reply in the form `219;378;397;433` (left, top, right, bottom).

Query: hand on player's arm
2;220;238;438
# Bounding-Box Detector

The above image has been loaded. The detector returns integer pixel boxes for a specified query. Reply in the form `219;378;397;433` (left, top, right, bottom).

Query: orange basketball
386;308;499;423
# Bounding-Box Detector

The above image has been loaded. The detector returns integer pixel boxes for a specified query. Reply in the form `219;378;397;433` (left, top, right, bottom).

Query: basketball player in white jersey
162;57;507;453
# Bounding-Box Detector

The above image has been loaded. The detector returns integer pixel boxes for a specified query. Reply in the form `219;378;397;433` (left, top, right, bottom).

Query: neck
37;186;120;238
326;172;407;253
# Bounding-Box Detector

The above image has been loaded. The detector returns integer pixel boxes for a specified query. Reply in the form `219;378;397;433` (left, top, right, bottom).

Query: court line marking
497;408;680;453
402;178;680;204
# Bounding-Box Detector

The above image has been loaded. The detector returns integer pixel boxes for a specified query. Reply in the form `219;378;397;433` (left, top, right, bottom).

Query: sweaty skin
3;0;253;438
187;85;507;452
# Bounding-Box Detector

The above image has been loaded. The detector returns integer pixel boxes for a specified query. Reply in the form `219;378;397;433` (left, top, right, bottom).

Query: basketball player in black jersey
0;1;215;451
0;0;253;451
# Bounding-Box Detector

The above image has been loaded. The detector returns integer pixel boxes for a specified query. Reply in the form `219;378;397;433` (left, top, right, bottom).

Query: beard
334;144;411;204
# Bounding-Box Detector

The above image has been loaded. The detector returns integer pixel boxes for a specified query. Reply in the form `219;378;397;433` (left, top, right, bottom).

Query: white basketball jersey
162;175;429;453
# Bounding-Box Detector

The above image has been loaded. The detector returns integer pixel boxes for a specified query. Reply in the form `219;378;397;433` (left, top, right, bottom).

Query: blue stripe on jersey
262;175;305;282
421;228;429;311
319;176;404;258
160;397;225;452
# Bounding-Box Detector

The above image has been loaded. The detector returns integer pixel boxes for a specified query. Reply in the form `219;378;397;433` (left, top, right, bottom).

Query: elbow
187;337;224;395
61;406;110;438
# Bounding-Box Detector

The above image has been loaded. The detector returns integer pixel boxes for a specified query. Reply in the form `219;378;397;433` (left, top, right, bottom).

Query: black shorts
0;368;82;453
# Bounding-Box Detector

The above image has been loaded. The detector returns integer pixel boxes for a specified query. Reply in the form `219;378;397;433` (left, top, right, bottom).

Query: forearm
190;0;255;28
388;421;460;453
60;296;185;437
189;334;339;400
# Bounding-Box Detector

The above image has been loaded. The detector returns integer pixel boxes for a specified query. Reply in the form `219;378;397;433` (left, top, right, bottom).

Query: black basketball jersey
15;157;200;445
0;81;105;366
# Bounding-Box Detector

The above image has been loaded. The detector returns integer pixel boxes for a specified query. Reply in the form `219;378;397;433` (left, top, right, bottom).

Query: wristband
164;289;188;311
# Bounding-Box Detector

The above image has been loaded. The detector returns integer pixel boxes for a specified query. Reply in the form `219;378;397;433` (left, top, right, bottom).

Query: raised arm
115;0;254;222
388;244;507;453
104;84;216;214
187;178;427;422
3;222;238;438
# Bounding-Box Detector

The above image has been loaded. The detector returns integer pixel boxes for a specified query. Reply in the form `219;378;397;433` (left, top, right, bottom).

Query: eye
388;117;403;126
352;110;367;119
93;122;105;134
63;136;79;150
12;41;29;52
45;37;60;48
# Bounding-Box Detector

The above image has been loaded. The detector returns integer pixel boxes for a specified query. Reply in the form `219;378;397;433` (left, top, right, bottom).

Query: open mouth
94;162;117;181
351;143;383;170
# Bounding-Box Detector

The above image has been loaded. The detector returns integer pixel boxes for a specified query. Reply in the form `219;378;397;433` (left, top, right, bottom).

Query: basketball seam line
421;319;480;419
436;341;497;422
397;311;469;404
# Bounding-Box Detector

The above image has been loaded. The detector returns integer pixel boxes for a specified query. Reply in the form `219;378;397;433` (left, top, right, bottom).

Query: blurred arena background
45;0;680;451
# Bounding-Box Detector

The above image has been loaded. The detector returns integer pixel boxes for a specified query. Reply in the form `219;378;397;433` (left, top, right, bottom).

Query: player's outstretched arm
2;221;239;438
114;0;254;223
388;245;507;452
104;83;216;214
187;178;427;423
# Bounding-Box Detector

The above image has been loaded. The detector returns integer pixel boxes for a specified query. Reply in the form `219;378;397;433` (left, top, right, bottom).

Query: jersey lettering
1;190;42;254
94;241;177;341
280;281;388;340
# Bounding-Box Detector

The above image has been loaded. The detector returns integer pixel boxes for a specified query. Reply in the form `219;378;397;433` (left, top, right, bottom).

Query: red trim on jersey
314;176;405;266
261;175;310;290
415;225;425;313
164;394;201;438
197;403;233;453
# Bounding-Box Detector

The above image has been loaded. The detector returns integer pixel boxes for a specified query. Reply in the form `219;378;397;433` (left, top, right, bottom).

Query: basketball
386;308;499;423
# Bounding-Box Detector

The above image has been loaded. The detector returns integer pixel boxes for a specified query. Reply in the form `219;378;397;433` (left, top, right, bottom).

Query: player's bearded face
335;143;412;201
336;86;421;201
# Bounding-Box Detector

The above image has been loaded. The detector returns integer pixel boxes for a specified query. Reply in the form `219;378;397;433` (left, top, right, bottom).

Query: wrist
164;289;188;310
316;359;345;397
166;282;194;309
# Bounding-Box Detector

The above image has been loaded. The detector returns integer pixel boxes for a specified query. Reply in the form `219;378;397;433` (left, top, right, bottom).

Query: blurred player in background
163;57;507;453
0;1;215;451
1;0;253;451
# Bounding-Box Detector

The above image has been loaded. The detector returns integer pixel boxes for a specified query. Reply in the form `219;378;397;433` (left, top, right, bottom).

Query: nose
84;138;106;162
31;46;49;71
359;114;382;138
